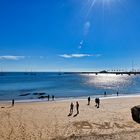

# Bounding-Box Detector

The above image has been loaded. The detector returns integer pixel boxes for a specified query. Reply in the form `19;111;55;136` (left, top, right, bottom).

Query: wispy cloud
59;53;101;58
0;55;47;60
0;55;25;60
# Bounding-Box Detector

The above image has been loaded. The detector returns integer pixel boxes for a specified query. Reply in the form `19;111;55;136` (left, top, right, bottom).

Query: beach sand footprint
73;121;92;130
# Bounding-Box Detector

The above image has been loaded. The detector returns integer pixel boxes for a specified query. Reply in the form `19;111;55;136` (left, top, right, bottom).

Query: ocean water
0;72;140;101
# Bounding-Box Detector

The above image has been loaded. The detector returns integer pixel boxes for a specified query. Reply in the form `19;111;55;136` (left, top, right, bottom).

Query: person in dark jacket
95;98;100;108
48;95;50;101
88;96;91;105
104;91;107;97
52;95;55;101
12;99;15;107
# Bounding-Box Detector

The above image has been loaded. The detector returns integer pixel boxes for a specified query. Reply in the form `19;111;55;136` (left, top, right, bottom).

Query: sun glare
85;0;125;17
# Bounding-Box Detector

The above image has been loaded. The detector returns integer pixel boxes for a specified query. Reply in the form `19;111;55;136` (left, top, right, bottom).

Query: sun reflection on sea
81;74;132;90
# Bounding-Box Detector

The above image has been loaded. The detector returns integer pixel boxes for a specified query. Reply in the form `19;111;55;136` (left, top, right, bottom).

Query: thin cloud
0;55;25;60
59;53;101;58
0;55;47;60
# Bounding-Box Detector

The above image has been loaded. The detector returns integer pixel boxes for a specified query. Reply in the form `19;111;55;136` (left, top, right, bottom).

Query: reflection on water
82;74;132;90
0;72;140;100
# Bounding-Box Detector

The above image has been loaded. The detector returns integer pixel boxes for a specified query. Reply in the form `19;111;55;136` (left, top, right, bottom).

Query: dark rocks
33;93;38;95
33;92;46;96
19;93;31;96
38;96;48;99
131;105;140;123
39;93;46;95
19;92;47;99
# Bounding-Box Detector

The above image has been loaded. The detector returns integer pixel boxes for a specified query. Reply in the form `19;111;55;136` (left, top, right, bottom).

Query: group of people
68;97;100;116
87;96;100;108
68;101;79;116
47;95;55;101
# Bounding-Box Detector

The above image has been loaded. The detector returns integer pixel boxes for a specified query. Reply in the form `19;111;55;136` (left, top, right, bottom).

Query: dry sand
0;97;140;140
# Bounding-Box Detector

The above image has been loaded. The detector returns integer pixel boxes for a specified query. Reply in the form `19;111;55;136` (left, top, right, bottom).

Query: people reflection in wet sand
68;102;74;116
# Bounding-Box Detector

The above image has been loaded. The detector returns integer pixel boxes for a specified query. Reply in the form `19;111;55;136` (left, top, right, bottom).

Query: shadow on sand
73;113;78;117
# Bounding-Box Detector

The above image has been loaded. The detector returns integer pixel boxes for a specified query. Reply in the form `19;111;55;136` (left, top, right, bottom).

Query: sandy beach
0;97;140;140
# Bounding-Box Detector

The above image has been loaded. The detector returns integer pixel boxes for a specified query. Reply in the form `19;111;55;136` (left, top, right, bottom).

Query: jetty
63;71;140;76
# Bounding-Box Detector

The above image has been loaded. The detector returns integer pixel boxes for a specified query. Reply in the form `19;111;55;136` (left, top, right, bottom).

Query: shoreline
1;93;140;104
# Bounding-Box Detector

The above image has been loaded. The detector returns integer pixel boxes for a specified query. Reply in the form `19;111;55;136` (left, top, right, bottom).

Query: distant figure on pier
117;92;119;96
48;95;50;101
52;95;55;101
68;102;74;116
95;98;100;108
104;91;107;97
88;96;91;105
12;99;15;107
76;101;79;114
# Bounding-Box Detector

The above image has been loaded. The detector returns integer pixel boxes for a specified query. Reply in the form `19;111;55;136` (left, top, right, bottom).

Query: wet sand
0;97;140;140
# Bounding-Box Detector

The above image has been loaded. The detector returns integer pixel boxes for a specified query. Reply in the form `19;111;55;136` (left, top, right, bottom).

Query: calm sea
0;72;140;101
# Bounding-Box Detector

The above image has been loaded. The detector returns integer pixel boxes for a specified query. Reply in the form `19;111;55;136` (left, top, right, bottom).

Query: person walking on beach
76;101;79;114
69;102;74;115
95;98;100;108
88;96;91;105
95;98;98;107
52;95;55;101
97;98;100;108
12;99;15;107
104;91;107;97
48;95;50;101
117;92;119;96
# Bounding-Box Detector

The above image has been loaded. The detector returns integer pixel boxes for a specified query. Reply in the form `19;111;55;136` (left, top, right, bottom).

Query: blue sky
0;0;140;72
